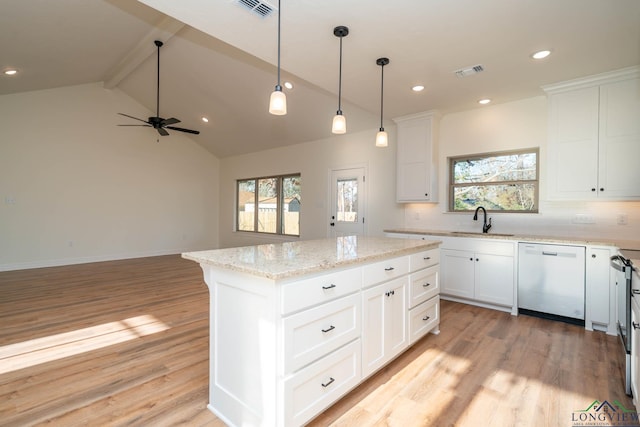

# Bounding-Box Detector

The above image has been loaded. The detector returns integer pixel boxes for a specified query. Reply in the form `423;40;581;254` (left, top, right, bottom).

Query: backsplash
403;200;640;244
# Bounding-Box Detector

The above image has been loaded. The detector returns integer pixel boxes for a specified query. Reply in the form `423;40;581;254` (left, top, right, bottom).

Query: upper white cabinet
394;111;440;203
544;67;640;200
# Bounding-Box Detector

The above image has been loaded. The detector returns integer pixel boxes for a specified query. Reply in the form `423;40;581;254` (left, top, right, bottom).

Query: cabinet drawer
284;340;361;427
283;293;360;373
409;265;439;308
409;296;439;344
281;267;362;315
410;248;439;272
362;256;409;288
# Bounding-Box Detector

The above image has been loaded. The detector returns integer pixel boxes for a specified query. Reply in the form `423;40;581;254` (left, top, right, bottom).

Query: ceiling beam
103;15;185;89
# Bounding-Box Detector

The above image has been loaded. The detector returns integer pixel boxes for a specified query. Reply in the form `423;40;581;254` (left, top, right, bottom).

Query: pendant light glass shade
269;86;287;115
332;26;349;134
376;57;389;147
332;113;346;134
376;129;388;147
269;0;287;115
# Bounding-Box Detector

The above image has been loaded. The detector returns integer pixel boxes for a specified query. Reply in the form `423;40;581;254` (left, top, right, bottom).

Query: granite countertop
384;228;640;251
182;236;440;280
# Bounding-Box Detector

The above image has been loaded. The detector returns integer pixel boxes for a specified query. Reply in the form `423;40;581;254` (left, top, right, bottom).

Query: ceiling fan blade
118;124;152;127
157;127;170;136
118;112;150;124
162;117;180;126
166;126;200;135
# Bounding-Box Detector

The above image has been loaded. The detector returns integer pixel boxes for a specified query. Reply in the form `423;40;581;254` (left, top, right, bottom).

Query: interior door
329;167;365;237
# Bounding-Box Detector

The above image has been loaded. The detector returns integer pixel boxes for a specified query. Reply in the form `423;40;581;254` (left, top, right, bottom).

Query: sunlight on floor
0;314;170;374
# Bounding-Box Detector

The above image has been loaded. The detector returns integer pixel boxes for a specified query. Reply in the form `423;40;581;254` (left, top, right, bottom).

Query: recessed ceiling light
412;85;425;92
201;117;209;123
531;50;551;60
284;81;293;89
478;98;491;105
3;69;18;76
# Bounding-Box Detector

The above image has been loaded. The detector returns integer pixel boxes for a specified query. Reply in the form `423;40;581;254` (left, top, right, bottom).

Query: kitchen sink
450;231;515;237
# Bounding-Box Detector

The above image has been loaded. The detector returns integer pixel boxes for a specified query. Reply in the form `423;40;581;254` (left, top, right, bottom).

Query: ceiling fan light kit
269;0;287;115
331;25;349;134
376;57;389;147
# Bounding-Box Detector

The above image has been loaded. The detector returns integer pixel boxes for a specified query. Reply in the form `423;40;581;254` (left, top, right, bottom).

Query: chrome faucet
473;206;492;233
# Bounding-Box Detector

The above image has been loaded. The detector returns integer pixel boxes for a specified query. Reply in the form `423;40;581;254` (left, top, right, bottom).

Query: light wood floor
0;255;634;426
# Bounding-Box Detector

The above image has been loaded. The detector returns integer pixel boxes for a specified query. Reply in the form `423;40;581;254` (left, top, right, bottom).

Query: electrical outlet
4;196;16;205
573;214;595;224
617;214;629;225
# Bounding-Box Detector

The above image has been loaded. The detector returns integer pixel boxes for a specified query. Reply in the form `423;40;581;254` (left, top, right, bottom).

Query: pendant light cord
338;35;343;113
276;0;282;90
379;63;384;129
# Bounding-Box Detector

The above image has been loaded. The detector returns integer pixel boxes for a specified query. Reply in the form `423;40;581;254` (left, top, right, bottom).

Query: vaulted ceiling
2;0;639;158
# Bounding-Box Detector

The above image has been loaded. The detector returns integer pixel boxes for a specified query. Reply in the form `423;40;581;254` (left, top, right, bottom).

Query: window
449;148;538;213
237;174;301;236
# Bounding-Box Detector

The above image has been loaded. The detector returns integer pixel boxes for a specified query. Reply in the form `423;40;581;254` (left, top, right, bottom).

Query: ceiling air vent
237;0;275;18
454;64;485;78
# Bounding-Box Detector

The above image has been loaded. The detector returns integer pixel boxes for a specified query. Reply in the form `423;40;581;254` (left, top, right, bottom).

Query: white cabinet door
631;297;640;410
545;70;640;200
598;77;640;198
361;277;408;378
440;249;475;299
547;86;600;199
585;247;612;328
394;112;438;203
474;253;514;307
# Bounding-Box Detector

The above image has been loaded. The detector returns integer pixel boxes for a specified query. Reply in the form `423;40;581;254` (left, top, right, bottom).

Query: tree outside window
449;149;538;213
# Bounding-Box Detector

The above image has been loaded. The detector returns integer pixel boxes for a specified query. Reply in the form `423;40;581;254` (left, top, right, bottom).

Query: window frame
236;173;301;236
448;148;539;213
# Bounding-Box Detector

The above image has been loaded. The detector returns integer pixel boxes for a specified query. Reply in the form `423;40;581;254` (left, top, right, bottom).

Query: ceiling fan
118;40;200;137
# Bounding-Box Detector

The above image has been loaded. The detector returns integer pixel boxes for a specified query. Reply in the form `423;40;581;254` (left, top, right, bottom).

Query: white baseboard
0;248;189;272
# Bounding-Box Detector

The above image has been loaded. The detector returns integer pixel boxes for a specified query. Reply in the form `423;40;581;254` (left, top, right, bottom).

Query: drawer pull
634;322;640;330
385;290;395;297
423;256;431;260
322;325;336;333
384;267;395;271
322;284;336;290
633;290;640;295
422;282;430;288
422;315;431;321
321;377;335;388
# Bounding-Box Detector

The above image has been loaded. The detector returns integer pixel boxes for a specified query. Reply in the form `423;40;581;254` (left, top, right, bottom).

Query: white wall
403;96;640;244
218;128;404;248
0;83;220;270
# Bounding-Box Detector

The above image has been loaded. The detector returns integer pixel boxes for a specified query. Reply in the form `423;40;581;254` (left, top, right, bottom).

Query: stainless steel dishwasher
518;243;586;322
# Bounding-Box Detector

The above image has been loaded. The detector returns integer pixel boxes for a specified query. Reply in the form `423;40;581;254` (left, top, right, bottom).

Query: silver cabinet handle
422;315;430;321
322;325;335;333
542;251;558;256
322;284;336;290
634;322;640;330
633;290;640;295
321;377;335;388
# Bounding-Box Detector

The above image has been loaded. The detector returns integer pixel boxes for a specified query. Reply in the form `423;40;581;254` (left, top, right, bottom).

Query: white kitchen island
183;236;441;427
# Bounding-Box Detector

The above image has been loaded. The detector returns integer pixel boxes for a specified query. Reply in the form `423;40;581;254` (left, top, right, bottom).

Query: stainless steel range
611;252;636;396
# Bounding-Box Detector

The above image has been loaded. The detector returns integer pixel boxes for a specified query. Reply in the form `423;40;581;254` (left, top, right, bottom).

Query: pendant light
269;0;286;115
375;57;389;147
332;26;349;134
